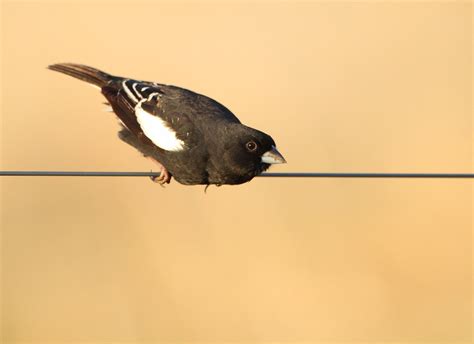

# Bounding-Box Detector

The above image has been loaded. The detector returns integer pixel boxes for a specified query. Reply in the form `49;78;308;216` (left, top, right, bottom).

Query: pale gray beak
261;146;286;164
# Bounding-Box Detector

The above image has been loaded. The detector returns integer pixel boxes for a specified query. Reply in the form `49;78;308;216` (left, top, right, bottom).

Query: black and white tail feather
48;63;187;154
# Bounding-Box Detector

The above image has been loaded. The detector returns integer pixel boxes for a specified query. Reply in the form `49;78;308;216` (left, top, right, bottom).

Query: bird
48;63;286;186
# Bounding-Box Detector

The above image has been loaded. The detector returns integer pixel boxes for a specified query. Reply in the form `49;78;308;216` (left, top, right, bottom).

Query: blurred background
1;1;472;343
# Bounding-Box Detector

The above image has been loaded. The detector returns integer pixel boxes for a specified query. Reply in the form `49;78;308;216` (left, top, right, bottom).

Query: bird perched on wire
48;63;286;186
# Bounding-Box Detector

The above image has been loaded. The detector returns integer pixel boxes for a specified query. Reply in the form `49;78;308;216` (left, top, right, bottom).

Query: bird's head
222;124;286;179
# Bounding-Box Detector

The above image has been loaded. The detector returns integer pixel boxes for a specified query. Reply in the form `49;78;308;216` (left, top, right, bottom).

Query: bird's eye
246;140;258;152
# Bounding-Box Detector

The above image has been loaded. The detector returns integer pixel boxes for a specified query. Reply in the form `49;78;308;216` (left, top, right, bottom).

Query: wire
0;171;473;178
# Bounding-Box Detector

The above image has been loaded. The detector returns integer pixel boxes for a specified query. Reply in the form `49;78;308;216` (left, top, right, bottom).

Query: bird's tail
48;63;115;87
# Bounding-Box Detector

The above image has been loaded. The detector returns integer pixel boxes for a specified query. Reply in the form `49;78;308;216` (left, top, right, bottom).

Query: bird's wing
102;79;194;152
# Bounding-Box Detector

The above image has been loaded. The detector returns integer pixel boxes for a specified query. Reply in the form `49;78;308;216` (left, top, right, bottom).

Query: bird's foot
149;160;171;186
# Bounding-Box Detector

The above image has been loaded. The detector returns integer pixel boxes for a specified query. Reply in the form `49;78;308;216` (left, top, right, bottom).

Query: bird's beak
261;146;286;164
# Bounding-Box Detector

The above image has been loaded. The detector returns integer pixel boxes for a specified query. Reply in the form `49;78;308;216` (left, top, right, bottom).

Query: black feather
48;63;114;87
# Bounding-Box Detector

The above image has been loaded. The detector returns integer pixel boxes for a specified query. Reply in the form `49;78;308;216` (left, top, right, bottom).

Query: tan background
1;0;472;343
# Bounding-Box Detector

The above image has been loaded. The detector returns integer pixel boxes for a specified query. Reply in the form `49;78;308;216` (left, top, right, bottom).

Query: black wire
0;171;473;178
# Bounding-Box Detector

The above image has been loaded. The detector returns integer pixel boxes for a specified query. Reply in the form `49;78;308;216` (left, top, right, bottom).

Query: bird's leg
148;157;171;185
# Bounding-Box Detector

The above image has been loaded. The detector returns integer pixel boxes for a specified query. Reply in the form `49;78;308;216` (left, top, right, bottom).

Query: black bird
48;63;286;186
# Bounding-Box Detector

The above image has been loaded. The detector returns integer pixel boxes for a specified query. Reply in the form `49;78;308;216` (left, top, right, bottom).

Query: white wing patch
135;100;185;152
132;83;144;99
122;80;138;103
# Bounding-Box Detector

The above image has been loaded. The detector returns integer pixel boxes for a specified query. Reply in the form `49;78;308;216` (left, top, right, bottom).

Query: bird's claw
147;157;172;186
150;167;171;186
